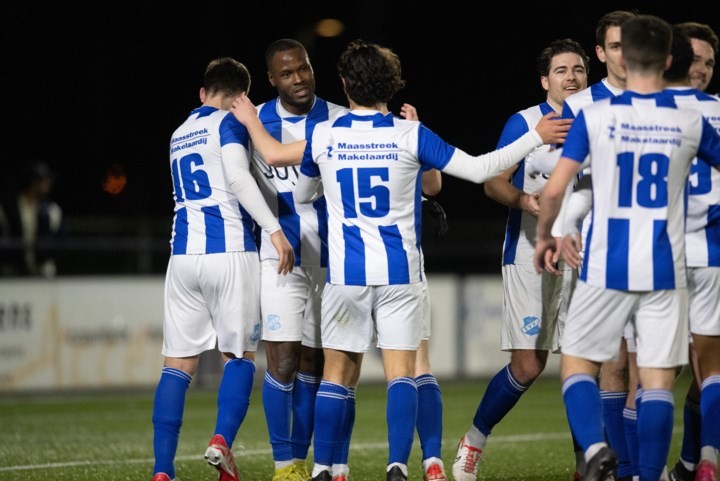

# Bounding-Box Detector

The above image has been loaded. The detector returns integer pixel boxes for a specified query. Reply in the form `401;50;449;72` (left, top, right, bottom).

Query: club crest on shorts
521;316;541;336
250;322;262;343
266;314;281;331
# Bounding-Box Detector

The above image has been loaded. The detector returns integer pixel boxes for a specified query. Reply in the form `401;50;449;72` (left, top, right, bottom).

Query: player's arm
534;157;580;273
295;173;322;204
439;112;571;183
422;169;442;196
549;174;591;270
484;165;539;216
403;105;443;197
222;136;295;275
231;93;306;167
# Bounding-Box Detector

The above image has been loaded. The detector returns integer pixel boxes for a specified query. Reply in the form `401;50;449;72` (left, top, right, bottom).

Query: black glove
422;199;448;239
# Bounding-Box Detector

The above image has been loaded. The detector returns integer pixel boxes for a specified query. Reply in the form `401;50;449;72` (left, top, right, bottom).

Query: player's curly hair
337;39;406;107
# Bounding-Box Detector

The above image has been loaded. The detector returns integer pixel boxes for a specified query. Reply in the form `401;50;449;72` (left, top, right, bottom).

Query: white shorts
421;277;431;340
163;252;261;358
562;281;688;368
501;264;576;352
624;320;637;353
688;266;720;336
260;260;326;348
321;283;423;353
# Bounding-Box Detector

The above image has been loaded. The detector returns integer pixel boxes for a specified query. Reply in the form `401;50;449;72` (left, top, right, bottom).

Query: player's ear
199;87;206;103
268;71;276;87
540;76;550;92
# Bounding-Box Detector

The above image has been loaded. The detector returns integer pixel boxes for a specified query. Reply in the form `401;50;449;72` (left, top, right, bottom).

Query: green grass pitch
0;369;693;481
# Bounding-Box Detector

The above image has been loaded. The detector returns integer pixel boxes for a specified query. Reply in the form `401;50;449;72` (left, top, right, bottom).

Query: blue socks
623;407;638;476
313;381;349;467
700;376;720;453
215;357;255;448
638;389;674;481
473;364;527;436
291;372;321;460
152;367;192;478
416;374;443;461
562;374;604;451
601;390;631;477
679;395;701;465
263;371;294;462
387;377;418;465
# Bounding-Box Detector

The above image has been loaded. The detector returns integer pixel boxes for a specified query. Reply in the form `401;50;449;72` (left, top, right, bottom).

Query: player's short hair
337;39;405;106
621;15;672;73
203;57;250;97
536;38;590;77
664;26;695;83
265;38;308;68
596;10;637;49
676;22;719;54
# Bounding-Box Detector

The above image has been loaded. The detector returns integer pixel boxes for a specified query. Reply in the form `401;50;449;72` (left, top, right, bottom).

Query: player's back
307;111;426;286
169;106;256;255
666;88;720;267
252;97;348;266
566;91;720;291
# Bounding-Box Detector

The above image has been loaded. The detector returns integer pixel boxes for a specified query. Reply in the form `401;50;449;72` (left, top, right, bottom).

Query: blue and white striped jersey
562;91;720;291
299;111;457;286
498;102;556;266
299;110;543;286
252;97;348;266
169;106;271;255
665;87;720;267
562;78;624;119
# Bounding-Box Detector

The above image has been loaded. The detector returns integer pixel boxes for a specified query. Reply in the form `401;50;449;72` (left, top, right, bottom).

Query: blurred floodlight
314;18;344;37
103;163;127;195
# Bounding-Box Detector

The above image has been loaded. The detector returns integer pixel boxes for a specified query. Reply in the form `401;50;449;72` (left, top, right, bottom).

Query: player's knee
271;356;299;382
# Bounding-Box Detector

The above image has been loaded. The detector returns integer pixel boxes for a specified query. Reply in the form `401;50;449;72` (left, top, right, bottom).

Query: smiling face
541;52;588;111
688;37;716;91
267;47;316;115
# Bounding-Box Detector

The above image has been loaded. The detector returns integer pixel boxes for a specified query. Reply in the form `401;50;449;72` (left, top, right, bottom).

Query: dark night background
4;2;720;275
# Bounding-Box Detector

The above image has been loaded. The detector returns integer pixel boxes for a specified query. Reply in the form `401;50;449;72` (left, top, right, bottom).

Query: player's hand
231;93;258;125
534;234;558;274
560;232;583;270
270;230;295;275
534;112;572;145
520;192;540;217
400;103;419;121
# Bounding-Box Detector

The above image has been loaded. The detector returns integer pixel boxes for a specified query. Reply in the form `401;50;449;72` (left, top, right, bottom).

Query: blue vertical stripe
606;218;629;290
415;172;423;277
707;205;720;266
238;203;257;252
580;216;593;282
202;205;225;254
172;208;188;255
343;224;366;285
306;98;330;137
258;99;283;141
653;220;675;289
314;197;329;268
503;162;526;265
379;225;410;284
278;191;301;265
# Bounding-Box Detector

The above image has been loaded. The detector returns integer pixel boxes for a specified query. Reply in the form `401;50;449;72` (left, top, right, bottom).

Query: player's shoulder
564;87;594;112
516;103;546;124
